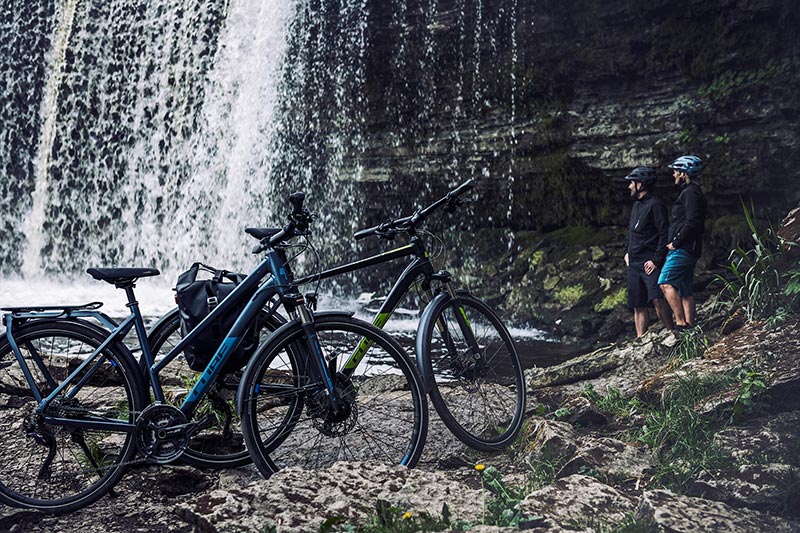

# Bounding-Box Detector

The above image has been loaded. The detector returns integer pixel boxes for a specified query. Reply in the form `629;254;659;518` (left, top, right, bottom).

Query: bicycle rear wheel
239;314;428;477
417;292;526;451
0;320;144;513
146;308;283;469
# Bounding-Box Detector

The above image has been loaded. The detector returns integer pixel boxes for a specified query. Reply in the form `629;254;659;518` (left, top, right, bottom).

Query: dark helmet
625;166;657;185
668;155;704;177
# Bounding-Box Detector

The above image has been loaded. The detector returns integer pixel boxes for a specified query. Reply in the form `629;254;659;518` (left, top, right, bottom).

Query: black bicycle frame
297;235;441;374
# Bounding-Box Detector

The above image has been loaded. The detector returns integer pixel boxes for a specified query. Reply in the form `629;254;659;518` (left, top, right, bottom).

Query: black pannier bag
174;262;260;373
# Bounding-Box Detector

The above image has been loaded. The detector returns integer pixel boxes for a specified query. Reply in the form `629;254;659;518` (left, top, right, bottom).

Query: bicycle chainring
135;403;189;464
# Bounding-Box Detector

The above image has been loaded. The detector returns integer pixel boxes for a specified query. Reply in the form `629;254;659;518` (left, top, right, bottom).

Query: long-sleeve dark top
626;193;669;267
668;182;707;258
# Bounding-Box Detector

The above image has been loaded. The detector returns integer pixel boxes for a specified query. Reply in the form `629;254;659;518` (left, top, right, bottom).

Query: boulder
689;464;800;517
519;419;580;465
636;489;800;532
519;474;636;529
558;437;654;485
178;462;483;533
713;411;800;466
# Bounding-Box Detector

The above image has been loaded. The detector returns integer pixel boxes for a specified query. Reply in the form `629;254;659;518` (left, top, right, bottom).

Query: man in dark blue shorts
624;166;673;337
659;155;708;329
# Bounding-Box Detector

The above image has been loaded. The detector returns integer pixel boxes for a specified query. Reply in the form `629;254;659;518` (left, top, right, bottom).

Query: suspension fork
431;272;482;364
285;294;339;411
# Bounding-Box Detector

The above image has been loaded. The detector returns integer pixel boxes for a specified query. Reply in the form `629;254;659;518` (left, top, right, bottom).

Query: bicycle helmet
668;155;704;177
624;166;657;185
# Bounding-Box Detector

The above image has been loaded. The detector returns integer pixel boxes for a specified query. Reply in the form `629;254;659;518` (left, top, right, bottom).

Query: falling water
20;0;78;279
2;0;525;300
3;0;292;282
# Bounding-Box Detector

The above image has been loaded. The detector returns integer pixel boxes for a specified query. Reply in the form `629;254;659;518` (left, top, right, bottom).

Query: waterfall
2;0;523;295
2;0;292;281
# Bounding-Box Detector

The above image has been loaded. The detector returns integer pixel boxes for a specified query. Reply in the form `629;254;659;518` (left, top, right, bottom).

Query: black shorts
627;263;663;309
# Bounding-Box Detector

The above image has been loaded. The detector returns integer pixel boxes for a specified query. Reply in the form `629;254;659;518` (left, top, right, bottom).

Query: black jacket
668;182;707;258
626;193;669;267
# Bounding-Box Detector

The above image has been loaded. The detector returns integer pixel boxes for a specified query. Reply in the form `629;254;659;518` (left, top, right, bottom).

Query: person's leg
660;283;688;327
682;295;696;326
653;297;674;330
633;307;649;337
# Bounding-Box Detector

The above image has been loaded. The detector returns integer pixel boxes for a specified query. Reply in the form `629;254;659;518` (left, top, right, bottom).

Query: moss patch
594;286;627;313
554;283;586;307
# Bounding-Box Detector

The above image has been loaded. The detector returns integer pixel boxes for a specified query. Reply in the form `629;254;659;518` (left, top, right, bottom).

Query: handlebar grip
288;192;305;213
447;178;475;199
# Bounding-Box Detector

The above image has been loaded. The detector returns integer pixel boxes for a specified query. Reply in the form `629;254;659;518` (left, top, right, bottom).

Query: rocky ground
2;299;799;532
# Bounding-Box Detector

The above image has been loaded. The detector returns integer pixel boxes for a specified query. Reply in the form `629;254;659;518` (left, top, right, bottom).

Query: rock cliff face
277;0;800;338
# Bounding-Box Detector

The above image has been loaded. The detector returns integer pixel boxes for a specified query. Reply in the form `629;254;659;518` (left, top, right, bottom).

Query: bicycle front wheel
146;308;284;469
239;314;428;477
0;320;144;513
417;292;526;451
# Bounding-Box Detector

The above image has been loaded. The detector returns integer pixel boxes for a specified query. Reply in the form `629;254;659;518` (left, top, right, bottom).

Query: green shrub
715;201;800;322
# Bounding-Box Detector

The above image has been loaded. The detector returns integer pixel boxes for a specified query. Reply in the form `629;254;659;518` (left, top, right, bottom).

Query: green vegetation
582;352;775;495
554;283;586;307
698;57;800;100
594;286;627;313
666;325;709;368
715;201;800;323
322;500;468;532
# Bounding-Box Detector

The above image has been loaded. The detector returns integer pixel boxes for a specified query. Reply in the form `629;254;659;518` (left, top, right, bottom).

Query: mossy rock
594;286;627;313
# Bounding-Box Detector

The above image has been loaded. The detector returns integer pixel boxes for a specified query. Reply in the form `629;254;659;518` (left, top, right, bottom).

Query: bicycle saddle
245;227;281;240
86;267;160;286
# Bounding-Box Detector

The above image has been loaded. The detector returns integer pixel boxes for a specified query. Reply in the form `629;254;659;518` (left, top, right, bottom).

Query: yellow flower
475;463;486;472
402;511;413;520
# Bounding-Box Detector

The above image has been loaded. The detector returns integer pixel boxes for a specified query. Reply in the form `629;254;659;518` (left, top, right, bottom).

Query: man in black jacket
659;155;708;329
624;167;674;337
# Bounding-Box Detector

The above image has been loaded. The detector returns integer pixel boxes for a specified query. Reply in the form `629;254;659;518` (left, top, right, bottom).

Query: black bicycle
0;193;428;513
151;179;525;454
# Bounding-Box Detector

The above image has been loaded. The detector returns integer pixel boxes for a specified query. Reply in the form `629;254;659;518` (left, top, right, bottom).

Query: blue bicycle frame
2;245;329;434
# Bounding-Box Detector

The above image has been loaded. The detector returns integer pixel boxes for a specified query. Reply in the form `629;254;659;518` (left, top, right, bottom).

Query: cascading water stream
20;0;79;279
4;0;292;285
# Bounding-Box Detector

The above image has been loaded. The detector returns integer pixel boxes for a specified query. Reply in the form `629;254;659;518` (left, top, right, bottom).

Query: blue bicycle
0;193;428;513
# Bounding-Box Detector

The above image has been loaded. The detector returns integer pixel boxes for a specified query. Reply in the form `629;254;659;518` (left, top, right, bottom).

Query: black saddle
245;227;281;240
86;267;160;286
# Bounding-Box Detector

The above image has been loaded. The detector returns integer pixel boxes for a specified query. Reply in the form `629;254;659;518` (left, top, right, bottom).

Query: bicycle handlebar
353;179;475;241
251;192;312;253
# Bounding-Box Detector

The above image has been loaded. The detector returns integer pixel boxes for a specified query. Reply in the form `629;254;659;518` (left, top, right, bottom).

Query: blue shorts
658;249;697;297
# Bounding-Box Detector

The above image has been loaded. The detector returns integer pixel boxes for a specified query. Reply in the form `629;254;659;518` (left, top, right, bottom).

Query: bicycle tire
239;314;428;477
146;308;284;469
0;320;145;513
417;292;526;451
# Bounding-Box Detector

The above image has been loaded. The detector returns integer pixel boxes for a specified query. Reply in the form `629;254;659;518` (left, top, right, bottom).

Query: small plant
667;325;709;366
335;500;467;532
476;465;541;528
729;361;767;421
713;132;730;144
583;384;640;418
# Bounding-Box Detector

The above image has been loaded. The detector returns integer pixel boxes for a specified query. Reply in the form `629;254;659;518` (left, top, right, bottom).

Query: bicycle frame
2;245;332;434
296;233;471;376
